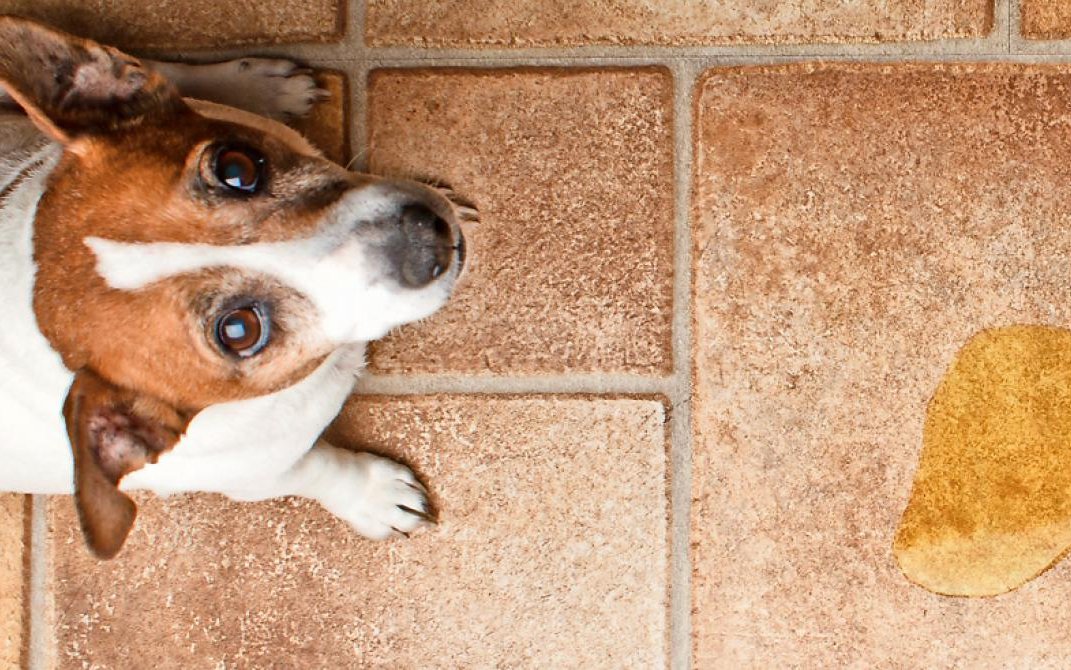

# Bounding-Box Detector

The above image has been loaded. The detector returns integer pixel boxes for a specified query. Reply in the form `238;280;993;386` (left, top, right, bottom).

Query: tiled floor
8;0;1071;668
50;398;668;668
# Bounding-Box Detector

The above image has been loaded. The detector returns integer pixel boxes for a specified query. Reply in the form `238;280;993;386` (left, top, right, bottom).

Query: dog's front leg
226;441;433;539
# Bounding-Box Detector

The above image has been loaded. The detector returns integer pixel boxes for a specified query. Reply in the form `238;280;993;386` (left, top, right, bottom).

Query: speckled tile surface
49;396;668;669
1021;0;1071;39
366;0;991;46
367;69;675;375
0;0;344;50
692;63;1071;667
0;494;27;670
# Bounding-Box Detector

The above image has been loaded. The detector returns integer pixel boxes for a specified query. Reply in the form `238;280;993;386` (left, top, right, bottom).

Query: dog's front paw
339;452;432;540
216;58;328;120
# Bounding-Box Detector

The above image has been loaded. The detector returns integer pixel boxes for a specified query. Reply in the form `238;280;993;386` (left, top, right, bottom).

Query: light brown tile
367;69;675;375
0;494;27;670
0;0;344;50
1022;0;1071;39
366;0;991;46
692;63;1071;667
289;71;349;166
50;396;668;668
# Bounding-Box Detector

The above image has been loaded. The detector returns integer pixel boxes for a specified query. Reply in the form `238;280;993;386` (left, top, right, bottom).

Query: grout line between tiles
345;0;368;173
1006;0;1014;52
350;60;371;172
160;52;1071;73
353;373;673;396
167;31;1009;63
27;495;48;670
344;0;365;53
668;60;698;670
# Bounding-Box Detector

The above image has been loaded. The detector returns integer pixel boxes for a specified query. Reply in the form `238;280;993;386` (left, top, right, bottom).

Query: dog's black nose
394;204;454;288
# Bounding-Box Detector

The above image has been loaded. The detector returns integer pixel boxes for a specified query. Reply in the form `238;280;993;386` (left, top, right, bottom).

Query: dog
0;16;473;558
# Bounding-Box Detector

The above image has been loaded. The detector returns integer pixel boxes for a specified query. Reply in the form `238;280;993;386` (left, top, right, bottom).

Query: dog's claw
398;504;437;524
403;479;428;495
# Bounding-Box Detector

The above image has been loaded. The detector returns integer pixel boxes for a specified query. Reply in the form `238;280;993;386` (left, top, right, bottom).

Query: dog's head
0;17;469;556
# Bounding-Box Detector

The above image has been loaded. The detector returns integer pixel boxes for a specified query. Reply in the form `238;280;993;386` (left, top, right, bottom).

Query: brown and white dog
0;17;471;558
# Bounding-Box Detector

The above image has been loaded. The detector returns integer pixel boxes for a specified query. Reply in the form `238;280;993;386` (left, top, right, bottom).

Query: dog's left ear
0;15;184;142
62;369;189;558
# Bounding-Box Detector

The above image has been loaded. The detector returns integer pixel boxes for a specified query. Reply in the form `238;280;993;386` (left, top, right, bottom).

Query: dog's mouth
455;231;467;271
428;182;477;283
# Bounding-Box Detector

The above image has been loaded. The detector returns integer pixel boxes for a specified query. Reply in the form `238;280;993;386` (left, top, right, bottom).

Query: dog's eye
215;305;269;357
214;146;265;193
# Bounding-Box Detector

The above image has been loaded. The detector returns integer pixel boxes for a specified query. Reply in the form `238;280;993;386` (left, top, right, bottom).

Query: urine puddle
895;325;1071;596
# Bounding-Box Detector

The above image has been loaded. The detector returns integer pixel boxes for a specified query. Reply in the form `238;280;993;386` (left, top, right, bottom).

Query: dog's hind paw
226;58;328;121
165;57;329;121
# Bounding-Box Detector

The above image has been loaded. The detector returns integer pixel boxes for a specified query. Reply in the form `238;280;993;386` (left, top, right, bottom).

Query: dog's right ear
63;369;189;558
0;15;184;142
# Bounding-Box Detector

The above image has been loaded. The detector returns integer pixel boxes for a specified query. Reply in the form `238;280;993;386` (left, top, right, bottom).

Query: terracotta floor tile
366;0;990;46
1022;0;1071;39
692;63;1071;667
0;0;344;50
289;71;349;165
367;69;675;375
50;396;668;668
0;494;27;670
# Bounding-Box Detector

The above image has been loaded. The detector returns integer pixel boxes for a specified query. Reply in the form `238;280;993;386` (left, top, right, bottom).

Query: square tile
50;397;668;668
366;0;991;46
693;63;1071;666
367;69;675;375
0;0;344;50
0;494;27;670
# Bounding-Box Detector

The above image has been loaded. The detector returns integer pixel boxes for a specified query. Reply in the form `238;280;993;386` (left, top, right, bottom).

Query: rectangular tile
367;69;675;375
366;0;991;46
1021;0;1071;39
50;397;668;668
692;63;1071;667
0;494;27;670
0;0;344;49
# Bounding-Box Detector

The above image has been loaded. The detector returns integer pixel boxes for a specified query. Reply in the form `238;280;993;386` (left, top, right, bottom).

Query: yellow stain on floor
895;325;1071;596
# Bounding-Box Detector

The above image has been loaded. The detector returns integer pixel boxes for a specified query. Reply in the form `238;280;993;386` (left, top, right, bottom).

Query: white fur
0;122;75;493
0;88;434;539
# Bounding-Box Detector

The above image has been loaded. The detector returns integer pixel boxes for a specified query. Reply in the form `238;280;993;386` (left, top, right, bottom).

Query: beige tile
692;63;1071;667
0;494;27;670
50;396;668;668
289;71;349;166
366;0;991;46
367;69;675;375
0;0;344;50
1022;0;1071;39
